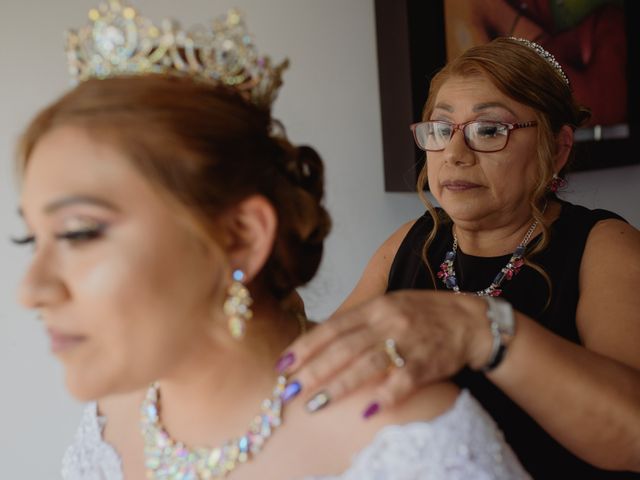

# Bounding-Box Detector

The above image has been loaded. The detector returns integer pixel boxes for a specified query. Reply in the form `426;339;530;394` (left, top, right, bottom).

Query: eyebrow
473;102;518;116
18;195;120;217
433;101;518;117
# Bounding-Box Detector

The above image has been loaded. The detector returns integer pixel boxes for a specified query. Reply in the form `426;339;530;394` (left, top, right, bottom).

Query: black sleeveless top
387;200;637;479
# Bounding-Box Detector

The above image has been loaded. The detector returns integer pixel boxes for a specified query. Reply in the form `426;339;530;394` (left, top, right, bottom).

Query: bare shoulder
381;218;419;256
355;217;419;280
580;217;640;282
277;381;461;476
577;217;640;368
585;217;640;251
297;381;460;451
337;218;418;312
360;381;461;433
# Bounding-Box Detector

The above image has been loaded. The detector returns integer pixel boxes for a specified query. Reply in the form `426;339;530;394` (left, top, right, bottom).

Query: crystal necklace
141;375;287;479
438;220;538;297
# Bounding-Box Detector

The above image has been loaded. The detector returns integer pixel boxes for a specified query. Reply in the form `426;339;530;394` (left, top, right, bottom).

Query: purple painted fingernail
362;402;380;420
281;380;302;403
275;352;295;373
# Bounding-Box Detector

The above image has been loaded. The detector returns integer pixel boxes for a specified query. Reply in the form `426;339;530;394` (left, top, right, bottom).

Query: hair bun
294;145;324;201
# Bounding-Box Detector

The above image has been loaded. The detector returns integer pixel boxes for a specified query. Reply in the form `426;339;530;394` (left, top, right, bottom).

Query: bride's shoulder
370;381;461;427
334;381;466;451
294;383;530;479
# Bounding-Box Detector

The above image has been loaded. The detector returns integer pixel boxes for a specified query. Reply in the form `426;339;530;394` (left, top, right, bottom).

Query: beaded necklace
437;220;538;297
141;375;287;479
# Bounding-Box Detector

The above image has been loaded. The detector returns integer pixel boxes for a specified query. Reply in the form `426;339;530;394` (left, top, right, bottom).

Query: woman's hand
278;290;492;412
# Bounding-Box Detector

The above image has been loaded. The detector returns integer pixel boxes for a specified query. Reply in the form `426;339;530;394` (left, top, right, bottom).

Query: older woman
14;4;531;479
282;38;640;478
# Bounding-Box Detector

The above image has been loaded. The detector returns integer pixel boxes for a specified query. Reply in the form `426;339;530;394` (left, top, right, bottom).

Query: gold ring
384;338;406;368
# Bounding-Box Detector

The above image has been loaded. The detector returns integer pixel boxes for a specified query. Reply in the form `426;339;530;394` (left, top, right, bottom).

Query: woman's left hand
277;290;492;411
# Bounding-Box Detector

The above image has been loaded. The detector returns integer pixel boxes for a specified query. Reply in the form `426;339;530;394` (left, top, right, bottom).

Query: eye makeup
11;217;107;247
55;217;107;244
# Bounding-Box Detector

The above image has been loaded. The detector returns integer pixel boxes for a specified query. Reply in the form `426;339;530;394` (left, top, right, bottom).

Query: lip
441;180;481;191
47;328;86;354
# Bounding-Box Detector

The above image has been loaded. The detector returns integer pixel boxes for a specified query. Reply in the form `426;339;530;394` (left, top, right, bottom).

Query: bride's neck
156;296;301;446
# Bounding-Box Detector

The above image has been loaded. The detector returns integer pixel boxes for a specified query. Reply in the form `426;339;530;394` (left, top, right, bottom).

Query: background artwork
375;0;639;192
445;0;627;137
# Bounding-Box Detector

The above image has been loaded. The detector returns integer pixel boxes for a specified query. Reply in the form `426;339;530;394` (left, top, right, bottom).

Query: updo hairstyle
18;75;331;301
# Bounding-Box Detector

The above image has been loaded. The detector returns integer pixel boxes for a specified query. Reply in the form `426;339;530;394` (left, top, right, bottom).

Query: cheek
78;251;210;341
71;228;215;318
43;172;223;396
425;157;443;197
64;245;215;396
483;163;533;203
70;249;149;318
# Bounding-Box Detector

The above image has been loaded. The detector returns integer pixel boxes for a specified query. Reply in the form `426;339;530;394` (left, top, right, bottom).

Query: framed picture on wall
375;0;639;192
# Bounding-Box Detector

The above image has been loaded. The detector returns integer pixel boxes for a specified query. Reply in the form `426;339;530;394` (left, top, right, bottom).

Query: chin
64;367;140;403
65;376;106;402
441;203;485;222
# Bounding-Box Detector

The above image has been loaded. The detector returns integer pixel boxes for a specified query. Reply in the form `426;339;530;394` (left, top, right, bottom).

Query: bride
14;2;529;479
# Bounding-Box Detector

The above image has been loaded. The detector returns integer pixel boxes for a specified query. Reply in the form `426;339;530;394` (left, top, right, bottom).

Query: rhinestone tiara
65;0;289;109
509;37;570;87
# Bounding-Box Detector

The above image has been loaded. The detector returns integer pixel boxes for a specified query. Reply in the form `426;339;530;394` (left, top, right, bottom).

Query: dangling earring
550;173;567;193
224;269;253;339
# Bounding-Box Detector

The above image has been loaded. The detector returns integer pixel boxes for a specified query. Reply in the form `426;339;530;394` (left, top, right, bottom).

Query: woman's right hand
278;290;493;413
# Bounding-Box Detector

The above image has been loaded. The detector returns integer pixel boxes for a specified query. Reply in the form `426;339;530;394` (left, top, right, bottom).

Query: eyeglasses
410;120;537;153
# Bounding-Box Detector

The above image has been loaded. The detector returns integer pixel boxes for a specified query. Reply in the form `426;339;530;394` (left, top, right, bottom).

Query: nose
18;248;69;310
443;127;476;166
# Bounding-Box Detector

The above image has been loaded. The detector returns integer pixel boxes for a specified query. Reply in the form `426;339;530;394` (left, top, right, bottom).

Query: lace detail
61;402;123;480
62;391;529;479
304;391;530;480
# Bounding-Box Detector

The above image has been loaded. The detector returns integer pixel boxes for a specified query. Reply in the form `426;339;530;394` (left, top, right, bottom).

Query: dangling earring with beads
224;269;253;339
550;173;567;193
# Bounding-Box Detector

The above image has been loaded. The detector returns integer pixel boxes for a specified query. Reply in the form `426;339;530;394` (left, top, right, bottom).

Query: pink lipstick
442;181;480;191
47;329;86;354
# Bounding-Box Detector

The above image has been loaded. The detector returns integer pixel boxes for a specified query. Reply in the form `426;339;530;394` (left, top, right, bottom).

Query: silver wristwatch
481;296;515;372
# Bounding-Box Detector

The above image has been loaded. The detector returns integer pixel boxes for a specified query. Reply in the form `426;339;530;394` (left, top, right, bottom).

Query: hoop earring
224;269;253;339
550;173;567;193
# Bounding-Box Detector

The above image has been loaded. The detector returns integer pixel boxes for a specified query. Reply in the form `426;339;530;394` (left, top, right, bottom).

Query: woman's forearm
489;313;640;471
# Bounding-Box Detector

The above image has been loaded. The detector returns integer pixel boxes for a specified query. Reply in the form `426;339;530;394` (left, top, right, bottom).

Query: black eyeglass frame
409;120;538;153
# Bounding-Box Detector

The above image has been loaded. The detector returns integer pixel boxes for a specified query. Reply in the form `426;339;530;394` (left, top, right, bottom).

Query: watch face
494;301;515;337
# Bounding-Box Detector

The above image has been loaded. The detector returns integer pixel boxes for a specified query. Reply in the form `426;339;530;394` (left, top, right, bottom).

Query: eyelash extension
55;226;106;243
10;225;106;247
10;235;35;246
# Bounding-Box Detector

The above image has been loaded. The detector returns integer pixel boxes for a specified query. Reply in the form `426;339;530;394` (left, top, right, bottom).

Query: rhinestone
232;269;244;282
146;404;158;421
238;436;249;452
228;316;245;338
95;25;126;54
443;220;536;296
139;314;290;476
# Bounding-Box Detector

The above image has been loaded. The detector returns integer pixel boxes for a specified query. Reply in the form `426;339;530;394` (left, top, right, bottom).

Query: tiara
508;37;570;87
65;0;289;109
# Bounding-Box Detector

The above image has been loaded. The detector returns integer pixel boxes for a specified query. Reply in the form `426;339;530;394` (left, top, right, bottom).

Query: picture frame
375;0;639;192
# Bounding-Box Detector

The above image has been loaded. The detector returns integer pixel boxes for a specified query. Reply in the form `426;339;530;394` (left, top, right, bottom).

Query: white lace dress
62;390;530;479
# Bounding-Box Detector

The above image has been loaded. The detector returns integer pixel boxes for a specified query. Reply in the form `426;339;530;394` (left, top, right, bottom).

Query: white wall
0;1;637;476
